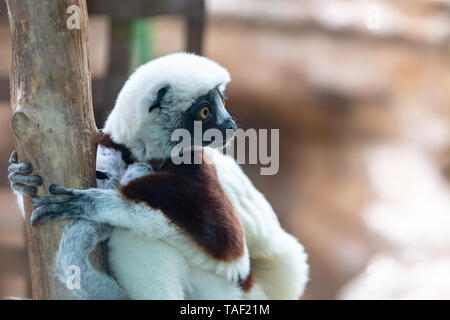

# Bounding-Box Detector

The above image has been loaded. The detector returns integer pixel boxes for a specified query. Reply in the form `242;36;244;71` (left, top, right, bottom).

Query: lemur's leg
108;233;187;299
56;167;128;300
56;219;128;300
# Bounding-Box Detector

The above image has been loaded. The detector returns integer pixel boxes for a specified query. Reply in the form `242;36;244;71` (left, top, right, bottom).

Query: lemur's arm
7;147;159;233
7;145;123;214
206;148;309;300
30;165;171;237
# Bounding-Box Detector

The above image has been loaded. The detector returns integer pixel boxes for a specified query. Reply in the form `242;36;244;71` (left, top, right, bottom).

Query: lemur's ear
149;84;170;113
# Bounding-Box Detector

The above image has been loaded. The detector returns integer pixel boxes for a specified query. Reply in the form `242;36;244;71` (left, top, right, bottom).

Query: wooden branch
6;0;98;299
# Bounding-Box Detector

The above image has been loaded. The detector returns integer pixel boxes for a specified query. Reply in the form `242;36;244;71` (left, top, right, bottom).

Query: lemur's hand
31;185;96;226
31;163;157;229
8;150;43;197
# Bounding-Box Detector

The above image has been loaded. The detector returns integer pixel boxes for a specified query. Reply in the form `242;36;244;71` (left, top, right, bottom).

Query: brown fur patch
119;150;245;262
239;268;254;292
98;133;135;165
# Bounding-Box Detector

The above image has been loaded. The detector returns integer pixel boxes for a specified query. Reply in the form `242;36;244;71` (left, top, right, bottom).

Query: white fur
108;229;248;300
13;189;25;218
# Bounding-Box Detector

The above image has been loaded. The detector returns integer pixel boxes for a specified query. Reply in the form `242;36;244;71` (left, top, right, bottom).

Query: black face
182;88;237;147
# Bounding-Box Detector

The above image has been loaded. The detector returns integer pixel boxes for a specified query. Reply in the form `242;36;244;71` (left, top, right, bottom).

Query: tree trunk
6;0;99;299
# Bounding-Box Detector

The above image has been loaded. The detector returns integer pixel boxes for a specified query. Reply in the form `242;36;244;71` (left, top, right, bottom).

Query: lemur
8;53;308;299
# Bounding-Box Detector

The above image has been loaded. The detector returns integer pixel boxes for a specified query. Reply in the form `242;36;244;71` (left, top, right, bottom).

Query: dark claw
49;184;77;195
33;175;43;186
9;150;17;164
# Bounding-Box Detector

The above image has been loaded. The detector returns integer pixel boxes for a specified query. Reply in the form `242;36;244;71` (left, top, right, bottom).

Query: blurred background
0;0;449;299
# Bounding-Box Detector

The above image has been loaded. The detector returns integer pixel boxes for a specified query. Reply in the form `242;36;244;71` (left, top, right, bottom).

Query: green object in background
129;18;155;72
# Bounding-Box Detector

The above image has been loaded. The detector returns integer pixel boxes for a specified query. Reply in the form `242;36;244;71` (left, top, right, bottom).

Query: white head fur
103;53;231;161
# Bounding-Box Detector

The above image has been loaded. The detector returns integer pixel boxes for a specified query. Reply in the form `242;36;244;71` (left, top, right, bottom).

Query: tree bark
6;0;99;299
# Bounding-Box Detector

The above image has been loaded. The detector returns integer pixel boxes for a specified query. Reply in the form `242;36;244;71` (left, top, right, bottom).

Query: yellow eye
200;106;210;120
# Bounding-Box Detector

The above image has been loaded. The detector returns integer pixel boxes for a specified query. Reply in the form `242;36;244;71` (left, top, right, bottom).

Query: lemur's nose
224;118;237;130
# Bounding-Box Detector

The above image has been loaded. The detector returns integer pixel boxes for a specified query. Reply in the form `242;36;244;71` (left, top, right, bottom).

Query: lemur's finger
49;184;79;195
9;173;43;187
31;195;73;206
11;183;38;196
31;203;81;226
9;150;18;164
8;162;33;174
31;207;63;226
